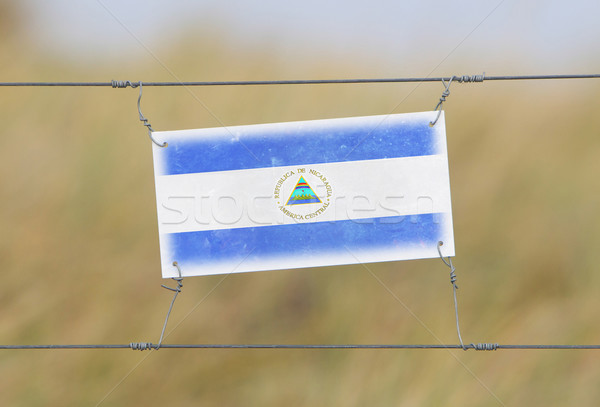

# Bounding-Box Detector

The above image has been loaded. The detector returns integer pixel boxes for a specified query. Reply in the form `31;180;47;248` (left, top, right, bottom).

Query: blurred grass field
2;6;600;407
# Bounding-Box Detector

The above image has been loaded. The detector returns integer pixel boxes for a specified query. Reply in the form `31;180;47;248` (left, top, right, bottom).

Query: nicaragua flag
152;111;454;278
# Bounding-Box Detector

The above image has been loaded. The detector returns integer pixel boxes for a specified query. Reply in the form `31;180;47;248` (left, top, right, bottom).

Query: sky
16;0;600;74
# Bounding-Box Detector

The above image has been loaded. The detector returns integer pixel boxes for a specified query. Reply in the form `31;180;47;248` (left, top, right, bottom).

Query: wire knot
455;73;485;83
471;343;498;351
111;80;139;89
430;77;454;126
449;268;458;288
437;241;458;290
161;276;183;293
161;262;184;293
130;342;154;351
438;88;451;103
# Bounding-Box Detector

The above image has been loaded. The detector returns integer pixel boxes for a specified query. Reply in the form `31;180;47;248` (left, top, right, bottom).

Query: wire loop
136;82;166;147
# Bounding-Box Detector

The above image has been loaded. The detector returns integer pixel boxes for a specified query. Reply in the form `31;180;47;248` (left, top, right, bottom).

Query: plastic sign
152;111;454;278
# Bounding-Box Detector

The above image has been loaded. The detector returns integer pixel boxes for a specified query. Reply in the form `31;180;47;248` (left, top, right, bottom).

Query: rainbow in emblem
286;176;322;205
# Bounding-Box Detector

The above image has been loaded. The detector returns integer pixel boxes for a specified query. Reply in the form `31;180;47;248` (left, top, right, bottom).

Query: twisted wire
455;73;485;83
471;343;499;351
111;80;139;88
156;262;184;349
135;82;166;147
429;77;454;126
437;241;466;350
129;342;154;351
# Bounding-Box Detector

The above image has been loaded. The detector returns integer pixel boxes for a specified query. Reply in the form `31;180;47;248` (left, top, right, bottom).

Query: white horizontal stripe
155;155;452;235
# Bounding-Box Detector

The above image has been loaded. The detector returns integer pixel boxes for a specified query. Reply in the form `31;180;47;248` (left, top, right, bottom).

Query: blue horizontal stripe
159;115;438;175
165;213;443;267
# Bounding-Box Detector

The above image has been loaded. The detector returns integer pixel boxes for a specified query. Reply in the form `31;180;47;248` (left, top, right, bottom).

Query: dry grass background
1;4;600;406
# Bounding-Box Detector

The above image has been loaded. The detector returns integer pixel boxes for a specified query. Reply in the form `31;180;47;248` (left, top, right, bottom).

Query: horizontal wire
2;344;600;350
0;74;600;87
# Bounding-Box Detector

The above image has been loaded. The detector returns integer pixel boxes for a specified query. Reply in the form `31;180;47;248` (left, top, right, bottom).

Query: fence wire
1;344;600;351
0;74;599;87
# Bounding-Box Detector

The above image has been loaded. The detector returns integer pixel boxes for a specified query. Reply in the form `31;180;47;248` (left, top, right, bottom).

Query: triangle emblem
286;176;322;205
